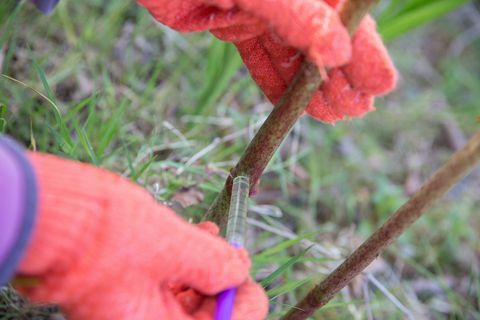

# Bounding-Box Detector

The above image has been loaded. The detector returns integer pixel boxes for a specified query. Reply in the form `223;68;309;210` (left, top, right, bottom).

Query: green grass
1;0;480;319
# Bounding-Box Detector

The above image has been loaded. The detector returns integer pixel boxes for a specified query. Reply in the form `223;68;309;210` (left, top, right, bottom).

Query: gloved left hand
138;0;397;123
15;152;268;320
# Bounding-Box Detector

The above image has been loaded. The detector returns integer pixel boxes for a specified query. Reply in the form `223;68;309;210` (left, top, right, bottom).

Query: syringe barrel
225;176;249;246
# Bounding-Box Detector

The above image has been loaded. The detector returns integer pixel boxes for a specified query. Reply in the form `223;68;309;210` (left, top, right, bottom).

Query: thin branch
203;0;379;228
281;132;480;320
203;63;321;227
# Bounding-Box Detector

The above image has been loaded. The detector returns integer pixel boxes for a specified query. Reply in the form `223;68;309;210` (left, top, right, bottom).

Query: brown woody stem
281;132;480;320
204;63;321;227
204;0;379;228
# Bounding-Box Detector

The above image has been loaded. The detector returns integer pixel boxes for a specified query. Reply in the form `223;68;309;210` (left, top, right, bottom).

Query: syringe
215;176;250;320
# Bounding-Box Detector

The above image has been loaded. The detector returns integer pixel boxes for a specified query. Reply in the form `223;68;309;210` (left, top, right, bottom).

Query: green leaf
199;181;223;193
268;278;312;299
141;60;164;105
0;103;7;132
195;39;243;115
97;99;127;157
31;51;58;106
0;0;19;26
255;234;313;260
378;0;470;41
64;96;96;122
30;54;75;152
0;0;23;73
261;246;312;288
132;156;156;181
74;121;98;165
0;74;74;153
124;144;137;177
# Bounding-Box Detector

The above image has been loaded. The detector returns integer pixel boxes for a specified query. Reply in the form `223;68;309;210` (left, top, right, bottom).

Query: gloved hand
16;152;268;320
138;0;397;123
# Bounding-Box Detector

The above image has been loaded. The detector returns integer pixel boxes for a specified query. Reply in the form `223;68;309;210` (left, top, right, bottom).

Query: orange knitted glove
138;0;397;123
16;152;268;320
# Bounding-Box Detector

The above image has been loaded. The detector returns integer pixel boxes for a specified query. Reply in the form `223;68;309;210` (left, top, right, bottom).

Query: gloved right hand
15;152;268;320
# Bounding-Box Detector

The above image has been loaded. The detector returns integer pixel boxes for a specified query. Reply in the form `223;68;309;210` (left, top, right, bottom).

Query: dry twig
281;132;480;320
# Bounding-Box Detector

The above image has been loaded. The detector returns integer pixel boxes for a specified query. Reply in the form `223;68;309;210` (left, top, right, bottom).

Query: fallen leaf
171;187;204;208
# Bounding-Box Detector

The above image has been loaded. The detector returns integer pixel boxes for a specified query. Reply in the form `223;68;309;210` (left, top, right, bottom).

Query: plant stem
281;131;480;320
204;63;321;227
204;0;379;228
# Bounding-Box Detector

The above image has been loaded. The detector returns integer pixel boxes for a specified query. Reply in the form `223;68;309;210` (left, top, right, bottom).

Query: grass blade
74;121;98;165
378;0;470;41
0;103;6;133
261;246;312;288
268;278;312;299
195;39;243;115
255;234;313;260
0;74;74;153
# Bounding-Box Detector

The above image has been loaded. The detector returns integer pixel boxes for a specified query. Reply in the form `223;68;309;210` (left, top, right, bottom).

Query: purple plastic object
31;0;60;15
0;141;24;266
0;136;37;285
215;287;238;320
215;243;241;320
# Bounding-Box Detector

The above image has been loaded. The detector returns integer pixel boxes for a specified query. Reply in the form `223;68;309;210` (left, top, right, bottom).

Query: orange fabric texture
16;152;268;320
138;0;397;123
